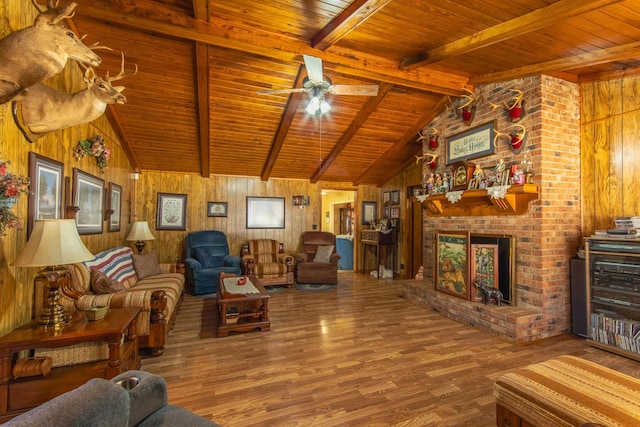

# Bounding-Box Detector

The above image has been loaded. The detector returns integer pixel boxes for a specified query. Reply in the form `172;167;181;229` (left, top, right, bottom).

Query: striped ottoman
494;355;640;427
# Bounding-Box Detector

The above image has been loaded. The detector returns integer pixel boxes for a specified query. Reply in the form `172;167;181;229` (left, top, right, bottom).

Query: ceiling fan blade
303;54;324;84
257;88;309;95
329;85;379;96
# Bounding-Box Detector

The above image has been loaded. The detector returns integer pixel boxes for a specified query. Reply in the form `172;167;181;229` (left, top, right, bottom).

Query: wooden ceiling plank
401;0;625;70
311;0;392;50
261;66;307;181
74;3;468;96
470;39;640;85
193;1;211;177
310;82;393;183
353;96;450;186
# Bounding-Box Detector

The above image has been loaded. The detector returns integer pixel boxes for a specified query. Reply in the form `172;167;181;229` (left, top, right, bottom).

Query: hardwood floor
142;272;640;427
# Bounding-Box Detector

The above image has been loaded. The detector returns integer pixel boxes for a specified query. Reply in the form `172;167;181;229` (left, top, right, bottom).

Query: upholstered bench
494;355;640;427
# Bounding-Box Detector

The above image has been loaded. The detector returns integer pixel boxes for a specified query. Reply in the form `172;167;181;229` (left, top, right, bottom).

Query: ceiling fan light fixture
320;99;331;114
306;97;320;114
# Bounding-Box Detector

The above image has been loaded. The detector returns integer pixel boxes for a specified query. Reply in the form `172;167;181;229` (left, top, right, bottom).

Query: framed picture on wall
390;207;400;219
207;202;227;217
361;201;377;225
383;192;391;205
470;243;499;302
28;153;64;238
391;190;400;205
157;193;187;230
108;182;122;232
246;196;285;229
73;168;104;235
434;231;470;300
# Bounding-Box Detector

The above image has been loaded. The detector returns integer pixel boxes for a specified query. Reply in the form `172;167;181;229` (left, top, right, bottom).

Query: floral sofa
50;246;184;357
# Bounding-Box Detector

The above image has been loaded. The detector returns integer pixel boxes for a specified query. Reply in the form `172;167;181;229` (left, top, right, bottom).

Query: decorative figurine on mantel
494;157;506;185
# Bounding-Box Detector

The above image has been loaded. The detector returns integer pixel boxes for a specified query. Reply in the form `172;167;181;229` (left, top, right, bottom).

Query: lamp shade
11;219;94;267
126;221;156;242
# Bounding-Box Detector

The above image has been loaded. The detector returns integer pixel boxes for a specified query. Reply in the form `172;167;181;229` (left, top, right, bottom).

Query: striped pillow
83;246;137;287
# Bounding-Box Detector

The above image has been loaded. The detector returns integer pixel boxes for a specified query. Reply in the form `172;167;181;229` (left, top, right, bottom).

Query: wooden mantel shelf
421;184;539;217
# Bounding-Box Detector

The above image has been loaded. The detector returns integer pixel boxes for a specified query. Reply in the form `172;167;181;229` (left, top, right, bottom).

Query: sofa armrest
75;290;153;311
241;254;255;275
184;257;202;272
295;253;309;263
277;253;294;272
225;255;242;268
158;263;181;274
330;253;341;264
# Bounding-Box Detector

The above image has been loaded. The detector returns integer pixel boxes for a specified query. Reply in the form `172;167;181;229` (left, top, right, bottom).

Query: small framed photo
208;202;227;217
468;178;478;190
383;192;391;205
391;190;400;205
28;153;64;238
108;182;122;232
362;201;377;225
157;193;187;230
390;207;400;219
407;185;422;198
383;205;391;218
73;168;104;235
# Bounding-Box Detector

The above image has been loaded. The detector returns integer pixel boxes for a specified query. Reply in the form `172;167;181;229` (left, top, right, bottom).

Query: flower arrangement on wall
0;160;30;235
74;135;110;171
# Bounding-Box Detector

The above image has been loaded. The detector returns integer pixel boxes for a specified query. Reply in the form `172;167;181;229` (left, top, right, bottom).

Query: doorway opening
321;189;356;271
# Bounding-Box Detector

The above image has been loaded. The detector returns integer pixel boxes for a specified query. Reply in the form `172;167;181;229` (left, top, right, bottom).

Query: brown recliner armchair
241;239;294;287
295;231;340;284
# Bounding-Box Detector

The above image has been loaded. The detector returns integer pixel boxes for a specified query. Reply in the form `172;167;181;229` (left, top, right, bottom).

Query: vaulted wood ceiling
67;0;640;186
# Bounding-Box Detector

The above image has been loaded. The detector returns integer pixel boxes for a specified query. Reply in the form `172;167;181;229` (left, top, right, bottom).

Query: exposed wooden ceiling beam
311;0;391;50
310;82;393;183
74;3;468;97
471;40;640;85
353;96;450;186
261;66;307;181
401;0;625;70
193;0;210;178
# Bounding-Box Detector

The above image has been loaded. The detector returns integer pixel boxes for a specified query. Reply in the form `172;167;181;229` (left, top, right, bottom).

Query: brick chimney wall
414;75;581;342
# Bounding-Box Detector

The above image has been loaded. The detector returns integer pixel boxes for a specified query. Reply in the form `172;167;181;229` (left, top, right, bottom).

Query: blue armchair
184;230;242;295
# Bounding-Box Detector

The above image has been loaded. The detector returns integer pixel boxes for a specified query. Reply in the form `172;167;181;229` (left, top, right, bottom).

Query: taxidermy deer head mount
418;127;439;150
490;88;525;122
0;0;104;105
12;53;137;142
415;153;438;170
494;124;527;154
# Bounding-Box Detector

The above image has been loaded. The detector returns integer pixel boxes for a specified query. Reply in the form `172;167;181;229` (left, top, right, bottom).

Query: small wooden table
0;307;141;421
217;275;270;337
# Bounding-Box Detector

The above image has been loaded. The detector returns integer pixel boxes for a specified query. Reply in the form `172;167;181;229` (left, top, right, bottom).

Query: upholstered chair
184;231;242;295
295;231;340;284
241;239;294;287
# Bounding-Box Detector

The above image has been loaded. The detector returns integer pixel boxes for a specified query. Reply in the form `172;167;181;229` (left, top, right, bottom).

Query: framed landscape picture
73;168;104;234
246;196;284;229
362;201;377;225
157;193;187;230
470;243;499;302
434;231;470;300
28;153;64;238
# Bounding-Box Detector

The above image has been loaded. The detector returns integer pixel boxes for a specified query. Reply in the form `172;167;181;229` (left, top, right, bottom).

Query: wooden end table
0;307;141;422
217;275;270;337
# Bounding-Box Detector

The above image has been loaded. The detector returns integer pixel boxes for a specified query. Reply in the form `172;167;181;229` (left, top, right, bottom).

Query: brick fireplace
404;75;582;343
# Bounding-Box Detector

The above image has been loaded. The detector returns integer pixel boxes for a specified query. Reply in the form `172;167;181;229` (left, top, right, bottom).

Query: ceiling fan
258;55;379;114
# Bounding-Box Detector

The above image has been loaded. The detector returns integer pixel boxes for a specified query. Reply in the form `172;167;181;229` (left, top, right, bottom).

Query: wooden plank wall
0;0;136;335
581;76;640;235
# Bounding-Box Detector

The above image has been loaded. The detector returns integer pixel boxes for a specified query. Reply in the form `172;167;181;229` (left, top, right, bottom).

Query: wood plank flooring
142;272;640;427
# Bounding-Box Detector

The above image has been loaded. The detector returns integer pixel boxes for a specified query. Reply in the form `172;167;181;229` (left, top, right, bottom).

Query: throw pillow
132;252;162;280
90;269;126;294
314;245;334;263
193;247;225;269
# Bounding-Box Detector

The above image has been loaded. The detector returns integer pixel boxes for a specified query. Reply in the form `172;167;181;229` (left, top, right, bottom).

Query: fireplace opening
470;234;515;304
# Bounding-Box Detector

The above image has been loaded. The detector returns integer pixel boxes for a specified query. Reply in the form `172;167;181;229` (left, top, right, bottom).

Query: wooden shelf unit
421;184;539;217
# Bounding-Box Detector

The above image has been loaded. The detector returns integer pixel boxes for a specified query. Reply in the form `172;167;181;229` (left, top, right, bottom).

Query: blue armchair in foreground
184;230;242;295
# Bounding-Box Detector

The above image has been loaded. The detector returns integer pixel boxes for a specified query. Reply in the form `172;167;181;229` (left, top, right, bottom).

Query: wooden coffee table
217;275;270;337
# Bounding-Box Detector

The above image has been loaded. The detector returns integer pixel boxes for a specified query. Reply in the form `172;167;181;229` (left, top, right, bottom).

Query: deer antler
494;124;526;147
457;88;477;111
416;131;427;142
83;38;113;51
428;127;438;138
504;88;523;110
415;153;438;164
106;53;138;83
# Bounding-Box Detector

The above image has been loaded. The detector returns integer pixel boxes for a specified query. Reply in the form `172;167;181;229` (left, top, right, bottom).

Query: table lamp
11;219;94;326
126;221;155;254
